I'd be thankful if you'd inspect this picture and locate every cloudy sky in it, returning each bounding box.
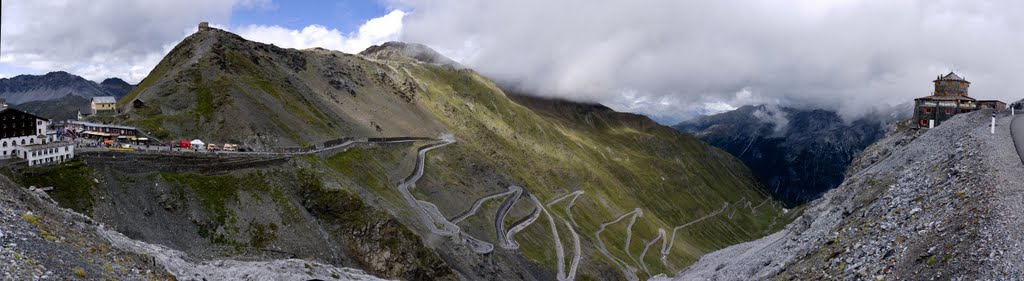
[3,1,1024,123]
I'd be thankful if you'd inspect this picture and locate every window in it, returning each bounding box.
[945,108,953,114]
[920,119,928,126]
[961,109,969,113]
[923,107,932,114]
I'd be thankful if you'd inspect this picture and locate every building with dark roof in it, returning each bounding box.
[912,72,1003,128]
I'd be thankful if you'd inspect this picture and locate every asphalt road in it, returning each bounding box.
[1013,114,1024,165]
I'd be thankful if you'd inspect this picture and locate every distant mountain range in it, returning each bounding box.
[0,71,135,103]
[675,105,898,206]
[0,71,135,120]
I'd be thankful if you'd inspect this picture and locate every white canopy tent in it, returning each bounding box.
[190,139,205,147]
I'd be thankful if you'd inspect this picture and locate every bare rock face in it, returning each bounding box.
[664,109,1024,280]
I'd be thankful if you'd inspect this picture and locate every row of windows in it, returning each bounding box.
[934,81,968,87]
[935,90,966,96]
[0,115,33,121]
[1,138,36,147]
[0,122,34,129]
[30,146,69,157]
[2,131,35,138]
[32,155,69,166]
[921,108,971,114]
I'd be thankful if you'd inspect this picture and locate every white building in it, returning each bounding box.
[0,107,74,166]
[16,142,75,166]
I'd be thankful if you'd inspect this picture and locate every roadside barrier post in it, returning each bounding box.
[992,113,996,134]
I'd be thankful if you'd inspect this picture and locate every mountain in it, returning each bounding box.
[99,77,135,98]
[0,71,134,105]
[14,94,91,121]
[674,105,887,206]
[664,109,1024,280]
[23,26,795,280]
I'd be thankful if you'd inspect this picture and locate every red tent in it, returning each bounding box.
[179,140,191,149]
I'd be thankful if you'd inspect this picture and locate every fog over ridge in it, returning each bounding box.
[394,0,1024,123]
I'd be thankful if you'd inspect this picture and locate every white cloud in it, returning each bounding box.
[0,0,252,83]
[395,0,1024,123]
[233,10,405,54]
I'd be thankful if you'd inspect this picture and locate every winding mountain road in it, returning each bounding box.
[595,208,643,281]
[545,191,585,281]
[397,141,460,236]
[661,202,729,258]
[495,186,527,249]
[449,187,519,224]
[638,228,666,274]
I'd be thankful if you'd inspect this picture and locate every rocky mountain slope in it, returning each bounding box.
[113,29,448,149]
[15,26,796,280]
[658,109,1024,280]
[0,71,134,104]
[674,105,887,206]
[0,168,390,280]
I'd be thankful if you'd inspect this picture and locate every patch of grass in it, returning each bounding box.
[73,267,86,278]
[21,213,39,226]
[15,161,96,215]
[249,222,277,248]
[160,173,240,225]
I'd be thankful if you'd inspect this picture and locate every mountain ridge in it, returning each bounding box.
[0,71,134,104]
[674,104,887,206]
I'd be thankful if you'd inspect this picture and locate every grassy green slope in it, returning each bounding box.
[397,63,789,277]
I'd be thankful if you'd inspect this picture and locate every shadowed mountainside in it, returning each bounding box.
[675,105,887,206]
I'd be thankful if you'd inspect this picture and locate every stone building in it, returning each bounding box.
[913,72,1003,128]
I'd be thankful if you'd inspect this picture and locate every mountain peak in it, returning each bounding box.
[101,77,129,86]
[359,41,463,68]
